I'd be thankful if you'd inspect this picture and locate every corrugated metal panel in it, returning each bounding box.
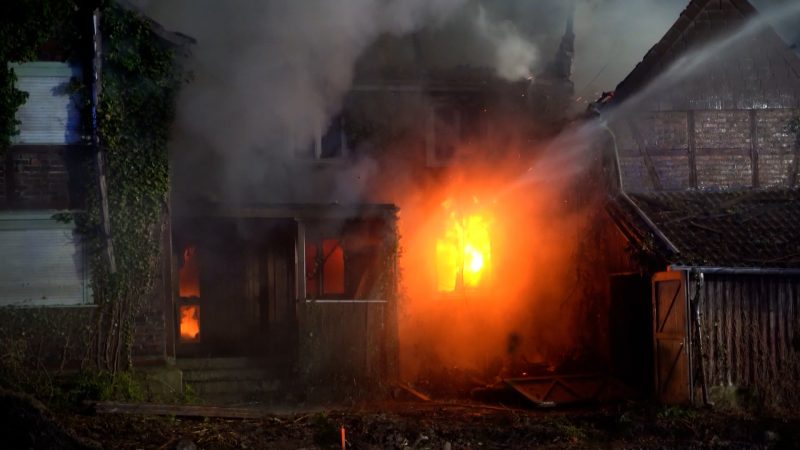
[694,274,800,404]
[0,212,88,307]
[9,62,82,145]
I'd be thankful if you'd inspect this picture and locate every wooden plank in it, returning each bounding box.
[93,401,278,419]
[749,109,759,188]
[395,382,431,402]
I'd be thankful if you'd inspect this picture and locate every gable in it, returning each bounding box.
[612,0,800,110]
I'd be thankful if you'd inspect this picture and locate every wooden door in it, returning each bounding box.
[652,271,689,404]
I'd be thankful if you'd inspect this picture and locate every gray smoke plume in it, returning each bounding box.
[474,6,538,80]
[131,0,799,206]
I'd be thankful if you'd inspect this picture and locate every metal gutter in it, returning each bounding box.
[599,122,681,255]
[669,265,800,275]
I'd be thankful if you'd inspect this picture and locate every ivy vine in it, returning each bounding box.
[86,4,183,372]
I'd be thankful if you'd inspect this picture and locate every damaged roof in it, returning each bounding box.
[611,189,800,269]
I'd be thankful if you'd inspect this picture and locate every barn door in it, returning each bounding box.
[652,271,689,404]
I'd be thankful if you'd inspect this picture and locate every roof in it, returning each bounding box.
[174,203,399,221]
[610,0,800,105]
[115,0,196,48]
[611,189,800,269]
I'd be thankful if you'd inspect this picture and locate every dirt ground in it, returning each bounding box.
[50,401,800,449]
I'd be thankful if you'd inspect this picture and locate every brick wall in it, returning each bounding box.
[131,214,173,364]
[757,109,797,187]
[1,145,89,210]
[0,147,171,367]
[606,6,800,193]
[612,108,798,193]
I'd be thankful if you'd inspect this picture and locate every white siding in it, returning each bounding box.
[0,212,90,307]
[9,61,82,145]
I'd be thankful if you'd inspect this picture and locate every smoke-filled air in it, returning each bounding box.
[134,0,800,383]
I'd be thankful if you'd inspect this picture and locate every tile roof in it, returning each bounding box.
[619,189,800,268]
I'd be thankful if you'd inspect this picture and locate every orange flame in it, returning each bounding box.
[179,305,200,342]
[436,203,492,292]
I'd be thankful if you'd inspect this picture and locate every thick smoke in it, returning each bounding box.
[132,0,550,205]
[135,0,800,380]
[135,0,799,204]
[474,6,538,80]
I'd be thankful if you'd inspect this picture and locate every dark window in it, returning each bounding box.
[320,115,346,158]
[179,245,200,298]
[305,238,346,298]
[294,114,349,160]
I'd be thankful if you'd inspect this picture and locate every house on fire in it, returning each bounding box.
[0,1,578,403]
[596,0,800,407]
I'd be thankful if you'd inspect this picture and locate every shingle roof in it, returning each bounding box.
[619,189,800,268]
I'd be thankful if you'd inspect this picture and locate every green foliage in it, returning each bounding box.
[0,337,57,400]
[68,370,144,402]
[0,0,184,384]
[80,4,183,372]
[180,382,199,404]
[311,412,341,446]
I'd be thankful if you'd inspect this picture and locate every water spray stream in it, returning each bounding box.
[606,1,800,121]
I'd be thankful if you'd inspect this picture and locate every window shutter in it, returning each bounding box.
[10,62,82,145]
[0,212,89,307]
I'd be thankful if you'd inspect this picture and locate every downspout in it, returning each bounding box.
[599,121,680,254]
[92,9,116,274]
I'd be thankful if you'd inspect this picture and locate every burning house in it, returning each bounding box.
[4,0,799,412]
[0,0,584,404]
[598,0,800,407]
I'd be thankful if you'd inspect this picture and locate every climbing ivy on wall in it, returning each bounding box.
[0,1,184,374]
[87,4,182,372]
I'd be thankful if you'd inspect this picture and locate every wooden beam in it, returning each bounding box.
[626,119,663,191]
[749,109,759,188]
[93,401,288,419]
[687,110,698,188]
[92,10,116,273]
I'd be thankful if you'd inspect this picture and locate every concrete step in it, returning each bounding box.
[187,378,282,396]
[183,367,275,383]
[176,357,270,371]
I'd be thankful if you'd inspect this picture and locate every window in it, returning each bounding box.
[436,212,492,293]
[0,211,90,307]
[305,238,346,298]
[426,103,486,167]
[9,62,83,145]
[178,245,200,298]
[177,244,201,343]
[294,114,350,160]
[179,304,200,343]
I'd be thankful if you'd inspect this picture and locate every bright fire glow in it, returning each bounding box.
[179,246,200,298]
[436,207,492,292]
[179,305,200,342]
